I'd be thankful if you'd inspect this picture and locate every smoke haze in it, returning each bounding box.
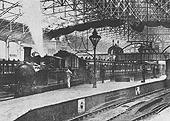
[21,0,46,57]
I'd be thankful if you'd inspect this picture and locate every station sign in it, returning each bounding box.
[135,86,140,95]
[78,98,85,113]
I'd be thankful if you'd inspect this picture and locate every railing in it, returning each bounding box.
[0,59,21,85]
[0,59,21,74]
[117,53,167,61]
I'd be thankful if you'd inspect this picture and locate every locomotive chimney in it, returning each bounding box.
[24,47,32,62]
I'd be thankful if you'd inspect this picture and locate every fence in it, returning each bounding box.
[0,59,21,85]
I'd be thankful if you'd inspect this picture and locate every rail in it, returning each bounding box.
[68,88,169,121]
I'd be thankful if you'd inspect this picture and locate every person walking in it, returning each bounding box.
[100,65,105,83]
[89,68,94,84]
[152,65,156,78]
[66,67,72,88]
[141,65,146,83]
[86,66,93,84]
[156,65,160,78]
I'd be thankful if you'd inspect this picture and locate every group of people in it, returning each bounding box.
[141,64,161,83]
[152,65,160,78]
[86,65,106,84]
[64,64,161,88]
[65,65,106,89]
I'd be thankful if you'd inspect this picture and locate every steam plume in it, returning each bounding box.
[21,0,46,57]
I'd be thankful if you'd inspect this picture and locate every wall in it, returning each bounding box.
[15,80,165,121]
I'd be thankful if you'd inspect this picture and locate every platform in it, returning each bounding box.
[0,75,167,121]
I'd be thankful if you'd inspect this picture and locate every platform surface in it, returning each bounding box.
[149,105,170,121]
[0,75,166,121]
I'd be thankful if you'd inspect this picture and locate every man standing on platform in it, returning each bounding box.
[100,65,105,83]
[152,65,156,78]
[141,65,146,83]
[156,65,160,78]
[66,67,72,88]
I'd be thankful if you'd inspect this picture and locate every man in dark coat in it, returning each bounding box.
[141,65,146,83]
[100,65,105,83]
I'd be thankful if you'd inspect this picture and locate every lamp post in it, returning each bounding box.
[7,39,10,60]
[89,29,101,88]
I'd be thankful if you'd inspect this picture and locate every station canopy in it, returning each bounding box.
[1,0,170,54]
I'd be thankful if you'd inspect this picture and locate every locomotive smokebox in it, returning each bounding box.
[24,47,32,62]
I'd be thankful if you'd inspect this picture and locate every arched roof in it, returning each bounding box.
[108,44,123,55]
[1,0,170,53]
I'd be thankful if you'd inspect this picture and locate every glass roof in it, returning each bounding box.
[0,0,170,54]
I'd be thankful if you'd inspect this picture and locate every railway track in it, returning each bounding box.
[105,96,170,121]
[68,88,170,121]
[131,103,170,121]
[0,91,14,101]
